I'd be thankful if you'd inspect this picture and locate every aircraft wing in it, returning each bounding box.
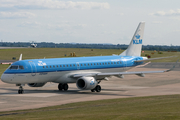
[72,60,178,78]
[72,70,167,78]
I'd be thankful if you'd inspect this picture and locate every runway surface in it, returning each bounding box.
[0,67,180,112]
[0,60,16,63]
[0,47,26,49]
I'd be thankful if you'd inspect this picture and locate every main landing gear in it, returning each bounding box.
[58,83,101,93]
[91,85,101,92]
[58,83,69,91]
[18,86,24,94]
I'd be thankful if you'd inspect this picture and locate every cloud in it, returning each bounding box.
[73,24,87,29]
[152,21,162,24]
[151,9,180,16]
[47,23,87,30]
[117,13,124,16]
[19,21,41,28]
[0,12,35,19]
[98,24,105,27]
[0,0,110,10]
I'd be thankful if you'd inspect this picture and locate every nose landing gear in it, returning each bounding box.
[18,86,24,94]
[16,84,24,94]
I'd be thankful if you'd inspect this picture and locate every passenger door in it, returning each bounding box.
[29,61,37,76]
[76,62,80,70]
[123,60,127,70]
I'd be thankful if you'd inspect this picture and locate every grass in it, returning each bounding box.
[0,48,124,60]
[0,48,179,62]
[0,95,180,119]
[0,64,9,76]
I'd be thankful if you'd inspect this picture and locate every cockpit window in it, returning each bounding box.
[9,65,24,70]
[19,66,24,70]
[9,65,19,70]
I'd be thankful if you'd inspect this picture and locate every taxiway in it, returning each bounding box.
[0,67,180,112]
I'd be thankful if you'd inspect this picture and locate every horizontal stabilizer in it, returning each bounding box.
[135,56,177,62]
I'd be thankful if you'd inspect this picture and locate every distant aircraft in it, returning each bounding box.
[1,22,177,94]
[30,42,37,48]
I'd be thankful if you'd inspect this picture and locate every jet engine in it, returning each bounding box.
[28,83,46,87]
[76,77,98,90]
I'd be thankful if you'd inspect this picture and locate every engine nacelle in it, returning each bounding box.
[76,77,98,90]
[28,83,46,87]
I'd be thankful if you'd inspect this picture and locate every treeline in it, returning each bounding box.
[0,42,179,51]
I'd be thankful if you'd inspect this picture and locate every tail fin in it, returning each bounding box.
[120,22,145,56]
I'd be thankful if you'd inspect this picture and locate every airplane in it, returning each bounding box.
[30,42,37,48]
[1,22,177,94]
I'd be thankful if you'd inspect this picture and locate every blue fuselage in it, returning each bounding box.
[1,55,143,84]
[3,55,143,74]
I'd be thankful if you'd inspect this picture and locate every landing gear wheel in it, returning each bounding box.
[95,85,101,92]
[63,84,68,91]
[18,90,21,94]
[91,89,95,92]
[58,83,63,91]
[18,86,24,94]
[58,83,69,91]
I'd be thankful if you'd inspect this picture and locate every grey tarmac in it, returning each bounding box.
[0,47,27,49]
[0,67,180,112]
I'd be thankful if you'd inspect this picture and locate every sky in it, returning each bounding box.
[0,0,180,45]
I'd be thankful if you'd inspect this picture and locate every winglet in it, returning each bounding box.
[165,59,179,72]
[19,54,22,61]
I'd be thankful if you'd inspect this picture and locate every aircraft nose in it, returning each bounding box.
[1,73,10,83]
[1,73,6,82]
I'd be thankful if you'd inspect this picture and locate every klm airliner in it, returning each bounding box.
[1,22,175,94]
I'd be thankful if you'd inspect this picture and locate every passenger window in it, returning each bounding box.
[70,64,72,67]
[108,62,110,64]
[53,65,55,68]
[97,63,99,65]
[73,64,75,67]
[114,62,116,64]
[88,64,89,66]
[91,63,92,65]
[94,63,96,65]
[19,66,24,69]
[81,64,83,66]
[105,63,107,65]
[67,65,68,67]
[46,66,48,68]
[63,65,65,67]
[111,62,113,64]
[60,65,62,67]
[50,66,52,68]
[57,65,58,67]
[102,63,104,65]
[43,66,45,68]
[100,63,101,65]
[84,64,86,66]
